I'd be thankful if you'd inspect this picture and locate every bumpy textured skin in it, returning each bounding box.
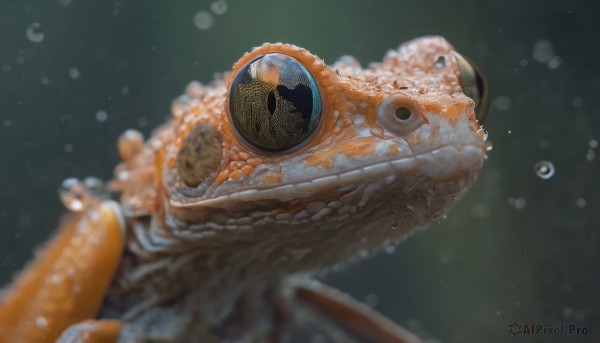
[106,36,486,341]
[0,36,487,342]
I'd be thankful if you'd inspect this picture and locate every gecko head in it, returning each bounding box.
[163,38,488,266]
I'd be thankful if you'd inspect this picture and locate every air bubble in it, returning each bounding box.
[534,161,555,179]
[68,67,80,79]
[210,0,227,15]
[384,245,396,254]
[194,11,214,30]
[508,197,526,210]
[492,95,512,111]
[586,149,595,161]
[576,198,586,208]
[26,23,44,43]
[95,110,108,122]
[532,39,553,63]
[589,139,598,149]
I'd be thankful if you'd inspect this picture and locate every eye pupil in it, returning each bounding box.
[229,53,322,151]
[394,107,412,120]
[267,90,276,115]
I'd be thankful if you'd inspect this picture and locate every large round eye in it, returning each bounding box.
[229,53,322,151]
[454,52,490,123]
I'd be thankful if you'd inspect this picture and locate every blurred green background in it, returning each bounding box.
[1,0,598,342]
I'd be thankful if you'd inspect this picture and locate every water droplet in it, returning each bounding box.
[57,0,73,6]
[3,119,12,128]
[574,310,585,320]
[539,139,550,149]
[210,0,227,15]
[589,139,598,149]
[2,64,11,72]
[547,56,561,69]
[364,294,378,307]
[26,23,44,43]
[572,96,583,107]
[508,197,526,210]
[35,316,48,329]
[95,110,108,122]
[440,250,456,264]
[534,160,555,179]
[507,129,512,134]
[563,307,573,317]
[68,67,80,79]
[118,129,144,161]
[64,143,73,153]
[518,59,528,67]
[532,39,553,63]
[486,141,493,152]
[586,149,595,161]
[194,11,214,30]
[576,198,586,208]
[492,95,511,111]
[384,245,396,254]
[40,76,50,85]
[59,178,87,211]
[120,85,129,95]
[83,177,105,198]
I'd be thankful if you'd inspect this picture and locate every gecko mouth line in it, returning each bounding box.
[171,143,484,209]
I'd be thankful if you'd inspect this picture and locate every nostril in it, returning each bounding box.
[394,107,412,121]
[376,93,425,137]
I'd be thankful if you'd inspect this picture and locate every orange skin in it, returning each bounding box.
[0,201,123,342]
[0,37,486,342]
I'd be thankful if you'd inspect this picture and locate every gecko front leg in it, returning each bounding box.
[0,200,125,343]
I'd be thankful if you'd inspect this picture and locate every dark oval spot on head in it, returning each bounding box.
[176,123,223,187]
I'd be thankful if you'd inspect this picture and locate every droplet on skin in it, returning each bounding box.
[26,23,44,43]
[95,110,108,122]
[59,177,104,212]
[210,0,227,15]
[59,178,87,211]
[534,160,555,180]
[35,316,48,329]
[194,11,214,30]
[118,129,144,161]
[486,141,493,152]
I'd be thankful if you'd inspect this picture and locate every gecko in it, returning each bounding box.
[0,36,488,342]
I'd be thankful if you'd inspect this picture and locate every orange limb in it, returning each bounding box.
[0,201,125,343]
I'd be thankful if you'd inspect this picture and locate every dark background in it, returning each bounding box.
[1,1,599,342]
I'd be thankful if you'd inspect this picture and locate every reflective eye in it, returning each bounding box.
[454,52,490,123]
[229,53,322,151]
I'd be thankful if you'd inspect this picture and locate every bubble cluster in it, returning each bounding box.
[58,177,106,212]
